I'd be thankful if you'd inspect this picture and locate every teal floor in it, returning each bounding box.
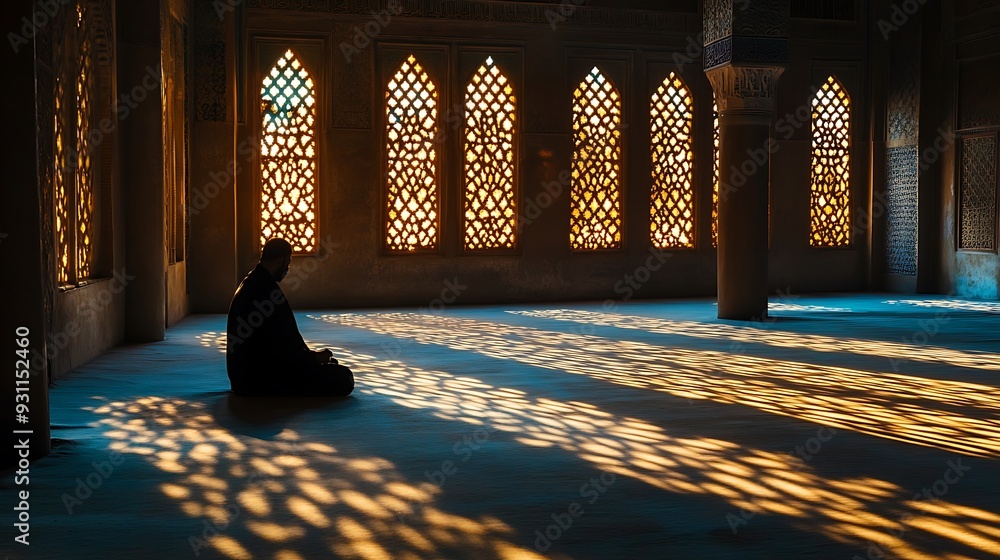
[7,293,1000,559]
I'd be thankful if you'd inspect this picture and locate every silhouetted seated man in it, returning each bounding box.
[226,238,354,397]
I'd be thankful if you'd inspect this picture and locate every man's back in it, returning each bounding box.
[226,264,309,392]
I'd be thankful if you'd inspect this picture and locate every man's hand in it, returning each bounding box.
[313,348,336,364]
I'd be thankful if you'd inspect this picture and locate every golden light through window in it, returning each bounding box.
[75,7,95,280]
[386,55,439,252]
[712,98,720,248]
[810,75,851,247]
[463,57,517,251]
[650,72,695,249]
[260,49,317,253]
[55,53,71,285]
[571,67,622,250]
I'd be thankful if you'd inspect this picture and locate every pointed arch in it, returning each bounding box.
[571,66,623,251]
[810,75,852,247]
[386,54,439,252]
[463,57,517,251]
[650,72,695,249]
[259,49,318,253]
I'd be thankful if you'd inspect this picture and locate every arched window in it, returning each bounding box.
[260,49,318,253]
[712,97,720,248]
[464,57,517,251]
[386,55,439,252]
[810,75,851,247]
[650,72,694,249]
[571,67,623,251]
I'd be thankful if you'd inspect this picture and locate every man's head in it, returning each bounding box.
[260,238,293,282]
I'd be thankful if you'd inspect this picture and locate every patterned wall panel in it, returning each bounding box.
[886,146,918,276]
[195,0,226,122]
[704,0,733,44]
[331,23,373,129]
[959,135,998,252]
[247,0,684,30]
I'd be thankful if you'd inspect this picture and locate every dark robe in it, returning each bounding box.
[226,264,354,396]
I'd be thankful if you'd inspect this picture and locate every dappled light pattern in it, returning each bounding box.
[319,313,1000,458]
[260,49,317,253]
[387,55,439,252]
[712,98,720,248]
[511,309,1000,372]
[650,73,695,248]
[810,75,851,247]
[885,298,1000,314]
[464,57,517,251]
[305,321,997,558]
[88,394,549,560]
[571,67,622,250]
[75,2,95,279]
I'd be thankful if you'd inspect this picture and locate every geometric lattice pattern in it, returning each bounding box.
[260,49,318,253]
[959,136,998,252]
[55,47,71,285]
[464,57,516,251]
[571,67,622,251]
[75,9,95,280]
[713,98,720,248]
[886,146,918,276]
[810,75,852,247]
[650,72,694,249]
[386,54,439,252]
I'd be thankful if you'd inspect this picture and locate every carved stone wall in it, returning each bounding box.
[959,56,1000,131]
[706,66,784,112]
[886,147,918,276]
[195,0,226,122]
[331,23,373,129]
[790,0,854,20]
[248,0,686,30]
[888,48,919,145]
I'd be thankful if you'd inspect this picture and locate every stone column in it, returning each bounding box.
[704,0,788,320]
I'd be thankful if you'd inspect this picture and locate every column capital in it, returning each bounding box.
[706,65,785,114]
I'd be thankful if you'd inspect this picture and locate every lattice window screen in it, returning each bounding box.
[959,136,998,252]
[54,27,72,286]
[464,57,517,251]
[571,67,623,251]
[712,98,720,248]
[810,75,852,247]
[386,54,439,252]
[75,2,96,280]
[650,72,695,249]
[260,49,318,253]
